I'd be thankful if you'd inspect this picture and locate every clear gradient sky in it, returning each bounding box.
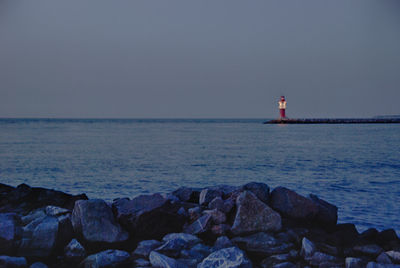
[1,0,399,118]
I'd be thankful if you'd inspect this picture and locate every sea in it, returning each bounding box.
[0,118,399,234]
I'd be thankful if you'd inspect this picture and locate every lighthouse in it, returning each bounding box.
[278,96,287,118]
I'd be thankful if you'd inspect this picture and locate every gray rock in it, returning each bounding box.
[386,251,400,264]
[112,194,166,220]
[345,257,365,268]
[300,237,316,260]
[309,252,341,266]
[188,207,202,222]
[184,214,212,235]
[309,194,338,227]
[199,189,223,206]
[0,255,27,268]
[64,238,86,260]
[214,236,234,250]
[45,206,70,217]
[29,262,48,268]
[203,209,226,224]
[133,240,162,258]
[163,233,201,246]
[197,247,252,268]
[134,258,151,267]
[208,197,224,211]
[190,243,212,257]
[71,199,129,244]
[20,209,46,226]
[232,232,293,256]
[0,213,22,255]
[80,249,131,268]
[176,258,198,268]
[172,187,197,202]
[241,182,270,204]
[270,187,319,221]
[155,239,187,258]
[18,216,58,257]
[354,244,384,258]
[149,251,185,268]
[231,191,281,235]
[366,262,400,268]
[377,252,393,264]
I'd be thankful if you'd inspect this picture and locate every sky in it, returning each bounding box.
[1,0,400,118]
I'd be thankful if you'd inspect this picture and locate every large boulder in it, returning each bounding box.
[112,194,186,240]
[199,188,223,206]
[241,182,270,204]
[71,199,129,245]
[309,194,338,227]
[198,247,252,268]
[0,213,22,255]
[270,187,319,221]
[184,214,212,235]
[133,240,162,258]
[79,249,131,268]
[18,216,61,257]
[231,191,281,235]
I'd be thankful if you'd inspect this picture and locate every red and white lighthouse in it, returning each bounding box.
[278,96,287,118]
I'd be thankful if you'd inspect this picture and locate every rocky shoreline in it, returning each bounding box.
[0,182,399,268]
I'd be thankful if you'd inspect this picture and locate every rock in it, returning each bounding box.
[149,251,185,268]
[272,262,296,268]
[377,229,399,247]
[300,237,316,260]
[270,187,318,221]
[354,244,384,258]
[360,228,379,241]
[208,197,224,211]
[309,194,338,227]
[172,187,198,203]
[366,262,400,268]
[180,244,211,263]
[113,196,186,240]
[184,214,212,235]
[332,223,360,247]
[162,233,201,246]
[18,216,59,257]
[133,240,162,258]
[71,199,129,245]
[112,194,166,224]
[309,252,341,266]
[386,251,400,263]
[64,238,86,261]
[80,249,131,267]
[260,251,298,267]
[241,182,270,204]
[345,257,365,268]
[155,239,187,258]
[45,206,70,217]
[29,262,48,268]
[199,188,223,206]
[188,207,202,222]
[198,247,252,268]
[134,258,151,267]
[0,256,27,268]
[214,236,234,250]
[377,252,393,264]
[0,213,22,255]
[231,191,281,235]
[232,232,293,256]
[203,209,226,224]
[21,209,46,226]
[0,183,87,215]
[211,224,231,236]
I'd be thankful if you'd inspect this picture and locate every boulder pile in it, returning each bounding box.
[0,182,399,268]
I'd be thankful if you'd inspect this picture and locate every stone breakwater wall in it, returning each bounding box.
[0,182,399,268]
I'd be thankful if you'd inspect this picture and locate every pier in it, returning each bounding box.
[264,118,400,124]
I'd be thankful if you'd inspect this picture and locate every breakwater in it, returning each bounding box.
[264,118,400,124]
[1,183,399,268]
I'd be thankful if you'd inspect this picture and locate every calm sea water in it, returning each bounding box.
[0,119,399,234]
